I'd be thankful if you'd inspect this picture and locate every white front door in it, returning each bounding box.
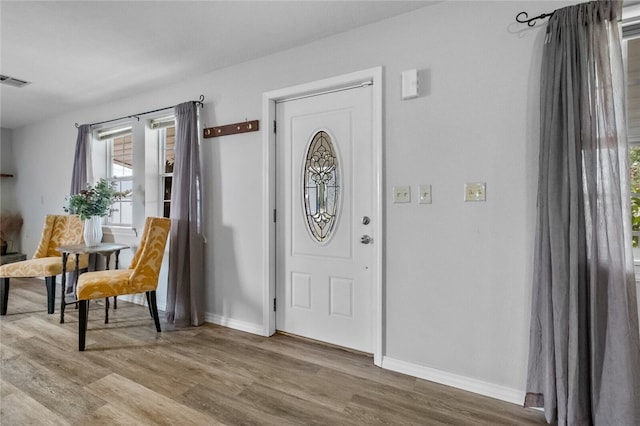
[275,84,375,353]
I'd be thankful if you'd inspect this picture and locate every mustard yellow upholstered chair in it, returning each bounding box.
[0,214,89,315]
[76,216,171,351]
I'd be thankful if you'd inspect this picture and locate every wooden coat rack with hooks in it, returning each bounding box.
[203,120,259,138]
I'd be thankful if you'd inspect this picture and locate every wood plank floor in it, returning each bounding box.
[1,278,546,425]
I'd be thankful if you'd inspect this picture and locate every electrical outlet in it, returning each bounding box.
[393,186,411,203]
[464,182,486,201]
[419,184,432,204]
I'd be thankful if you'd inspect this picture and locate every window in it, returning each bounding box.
[97,126,133,226]
[626,20,640,247]
[91,115,179,235]
[303,130,340,242]
[152,116,175,218]
[160,126,175,218]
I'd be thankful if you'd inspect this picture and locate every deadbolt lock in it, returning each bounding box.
[360,235,372,244]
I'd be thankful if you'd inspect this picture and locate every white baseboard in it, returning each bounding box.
[114,294,167,313]
[117,293,146,306]
[205,313,264,335]
[382,356,525,406]
[112,297,260,335]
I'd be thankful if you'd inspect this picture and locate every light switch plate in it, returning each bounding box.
[419,184,432,204]
[393,186,411,203]
[464,182,486,201]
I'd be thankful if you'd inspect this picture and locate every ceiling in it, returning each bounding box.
[0,0,434,130]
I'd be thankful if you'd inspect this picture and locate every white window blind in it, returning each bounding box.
[97,125,132,141]
[150,116,175,129]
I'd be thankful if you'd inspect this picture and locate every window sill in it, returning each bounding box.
[102,226,139,246]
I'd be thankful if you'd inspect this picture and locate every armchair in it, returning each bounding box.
[0,214,88,315]
[76,216,171,351]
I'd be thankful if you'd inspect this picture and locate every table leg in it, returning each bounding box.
[60,252,68,323]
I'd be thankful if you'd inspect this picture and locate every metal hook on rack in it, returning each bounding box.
[516,11,553,27]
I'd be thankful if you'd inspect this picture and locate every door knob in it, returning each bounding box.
[360,235,372,244]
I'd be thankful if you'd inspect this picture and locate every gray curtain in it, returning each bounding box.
[166,101,205,327]
[67,124,91,293]
[70,124,90,195]
[525,2,640,425]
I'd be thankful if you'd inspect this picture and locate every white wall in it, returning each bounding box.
[1,128,17,210]
[1,127,22,252]
[10,1,567,402]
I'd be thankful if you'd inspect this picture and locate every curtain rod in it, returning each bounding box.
[74,94,205,128]
[516,10,554,27]
[517,4,629,28]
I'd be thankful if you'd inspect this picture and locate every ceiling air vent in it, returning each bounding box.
[0,74,31,88]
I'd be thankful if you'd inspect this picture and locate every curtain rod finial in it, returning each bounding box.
[516,10,553,27]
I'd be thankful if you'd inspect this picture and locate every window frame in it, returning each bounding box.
[91,123,135,228]
[151,115,175,219]
[89,113,180,245]
[623,15,640,259]
[105,128,134,227]
[158,124,175,219]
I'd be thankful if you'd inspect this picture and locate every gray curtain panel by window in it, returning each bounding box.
[67,124,92,293]
[525,1,640,425]
[165,101,205,327]
[70,124,90,195]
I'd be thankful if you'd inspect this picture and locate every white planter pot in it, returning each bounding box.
[83,216,103,247]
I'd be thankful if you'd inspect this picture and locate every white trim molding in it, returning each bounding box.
[117,293,149,307]
[382,356,526,406]
[205,313,264,336]
[102,226,139,247]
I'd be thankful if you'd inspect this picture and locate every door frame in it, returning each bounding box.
[262,67,383,366]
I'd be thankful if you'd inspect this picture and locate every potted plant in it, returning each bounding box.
[0,212,23,255]
[64,178,119,246]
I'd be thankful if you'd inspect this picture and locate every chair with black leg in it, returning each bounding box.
[0,214,88,315]
[75,216,170,351]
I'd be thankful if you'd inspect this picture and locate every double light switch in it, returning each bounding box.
[392,185,431,204]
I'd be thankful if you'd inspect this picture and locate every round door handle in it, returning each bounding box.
[360,235,372,244]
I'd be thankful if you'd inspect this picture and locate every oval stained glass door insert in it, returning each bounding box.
[303,130,340,242]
